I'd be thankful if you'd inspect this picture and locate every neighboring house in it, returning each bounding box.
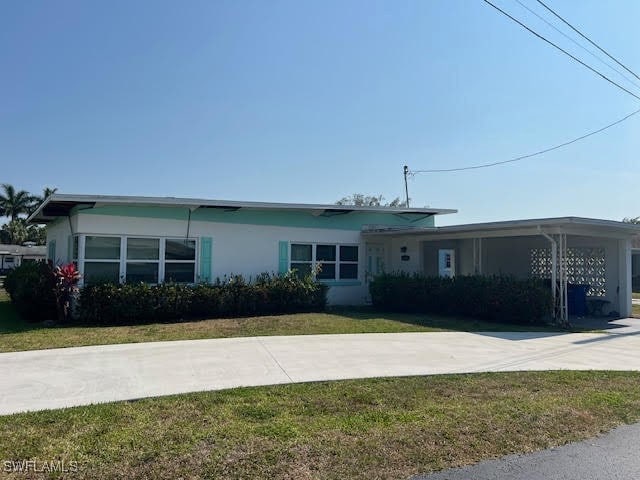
[0,243,47,273]
[28,194,640,320]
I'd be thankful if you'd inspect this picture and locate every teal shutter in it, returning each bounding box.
[200,237,212,283]
[278,241,289,274]
[67,235,72,263]
[48,240,56,263]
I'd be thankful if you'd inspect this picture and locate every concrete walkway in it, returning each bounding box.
[414,422,640,480]
[2,318,640,415]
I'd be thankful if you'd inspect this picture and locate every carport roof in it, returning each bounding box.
[362,216,640,239]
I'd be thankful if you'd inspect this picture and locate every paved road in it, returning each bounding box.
[413,422,640,480]
[2,318,640,415]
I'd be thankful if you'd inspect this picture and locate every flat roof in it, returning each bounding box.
[0,244,47,256]
[363,216,640,237]
[28,193,457,223]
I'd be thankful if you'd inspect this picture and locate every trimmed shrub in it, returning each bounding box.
[76,271,328,325]
[370,273,552,324]
[4,261,57,322]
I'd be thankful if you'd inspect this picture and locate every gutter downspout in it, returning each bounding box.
[538,227,558,321]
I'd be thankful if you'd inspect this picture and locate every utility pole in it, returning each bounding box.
[403,165,410,208]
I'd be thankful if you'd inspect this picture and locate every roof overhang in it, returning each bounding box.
[27,194,457,224]
[362,217,640,240]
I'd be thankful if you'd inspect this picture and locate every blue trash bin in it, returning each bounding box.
[567,284,589,317]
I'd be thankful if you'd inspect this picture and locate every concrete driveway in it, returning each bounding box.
[2,318,640,415]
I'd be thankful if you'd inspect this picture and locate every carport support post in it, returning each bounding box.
[473,238,482,275]
[540,229,568,325]
[540,231,557,311]
[619,239,632,317]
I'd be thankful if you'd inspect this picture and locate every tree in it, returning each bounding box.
[28,186,57,215]
[0,184,35,220]
[335,194,409,208]
[0,219,28,245]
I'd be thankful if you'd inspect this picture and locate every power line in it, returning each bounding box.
[535,0,640,82]
[410,107,640,174]
[513,0,640,91]
[482,0,640,102]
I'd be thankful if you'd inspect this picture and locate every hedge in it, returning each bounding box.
[76,272,328,325]
[369,273,552,324]
[4,261,57,322]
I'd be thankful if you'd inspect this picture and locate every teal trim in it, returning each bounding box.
[81,205,436,231]
[67,235,72,263]
[85,205,191,221]
[200,237,212,283]
[320,280,362,287]
[278,241,289,274]
[48,240,56,263]
[69,204,95,215]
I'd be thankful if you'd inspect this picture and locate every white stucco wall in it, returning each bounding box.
[70,213,371,305]
[45,219,73,265]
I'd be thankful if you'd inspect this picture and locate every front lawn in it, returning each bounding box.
[2,371,640,479]
[0,295,564,353]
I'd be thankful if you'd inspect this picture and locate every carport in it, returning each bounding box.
[363,217,640,323]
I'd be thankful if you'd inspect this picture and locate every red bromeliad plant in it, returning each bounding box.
[53,263,82,323]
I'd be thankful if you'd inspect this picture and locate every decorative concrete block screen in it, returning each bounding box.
[530,247,606,296]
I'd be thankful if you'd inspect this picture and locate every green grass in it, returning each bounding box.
[633,303,640,317]
[2,371,640,479]
[0,293,567,353]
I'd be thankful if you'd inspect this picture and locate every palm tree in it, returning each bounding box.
[28,186,58,215]
[0,184,34,220]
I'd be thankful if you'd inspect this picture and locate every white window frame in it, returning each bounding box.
[338,245,359,280]
[78,234,199,285]
[163,238,198,284]
[125,237,161,284]
[82,235,123,284]
[289,243,359,281]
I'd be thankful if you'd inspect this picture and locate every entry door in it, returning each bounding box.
[438,249,455,278]
[366,243,385,283]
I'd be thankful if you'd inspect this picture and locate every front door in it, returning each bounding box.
[366,243,386,283]
[438,249,455,278]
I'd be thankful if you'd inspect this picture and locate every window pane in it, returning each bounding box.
[340,246,358,262]
[165,239,196,260]
[164,262,195,283]
[339,263,358,279]
[85,236,120,260]
[126,262,158,283]
[317,263,336,280]
[316,245,336,261]
[291,244,312,261]
[127,238,159,260]
[84,262,120,284]
[290,262,312,277]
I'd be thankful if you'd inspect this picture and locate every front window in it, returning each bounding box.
[291,244,313,277]
[80,236,197,285]
[165,239,196,283]
[126,238,159,283]
[290,243,359,281]
[84,236,121,284]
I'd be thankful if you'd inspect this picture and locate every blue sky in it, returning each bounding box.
[1,0,639,225]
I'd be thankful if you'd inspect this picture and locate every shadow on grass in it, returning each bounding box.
[326,306,568,333]
[1,300,578,337]
[0,301,42,334]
